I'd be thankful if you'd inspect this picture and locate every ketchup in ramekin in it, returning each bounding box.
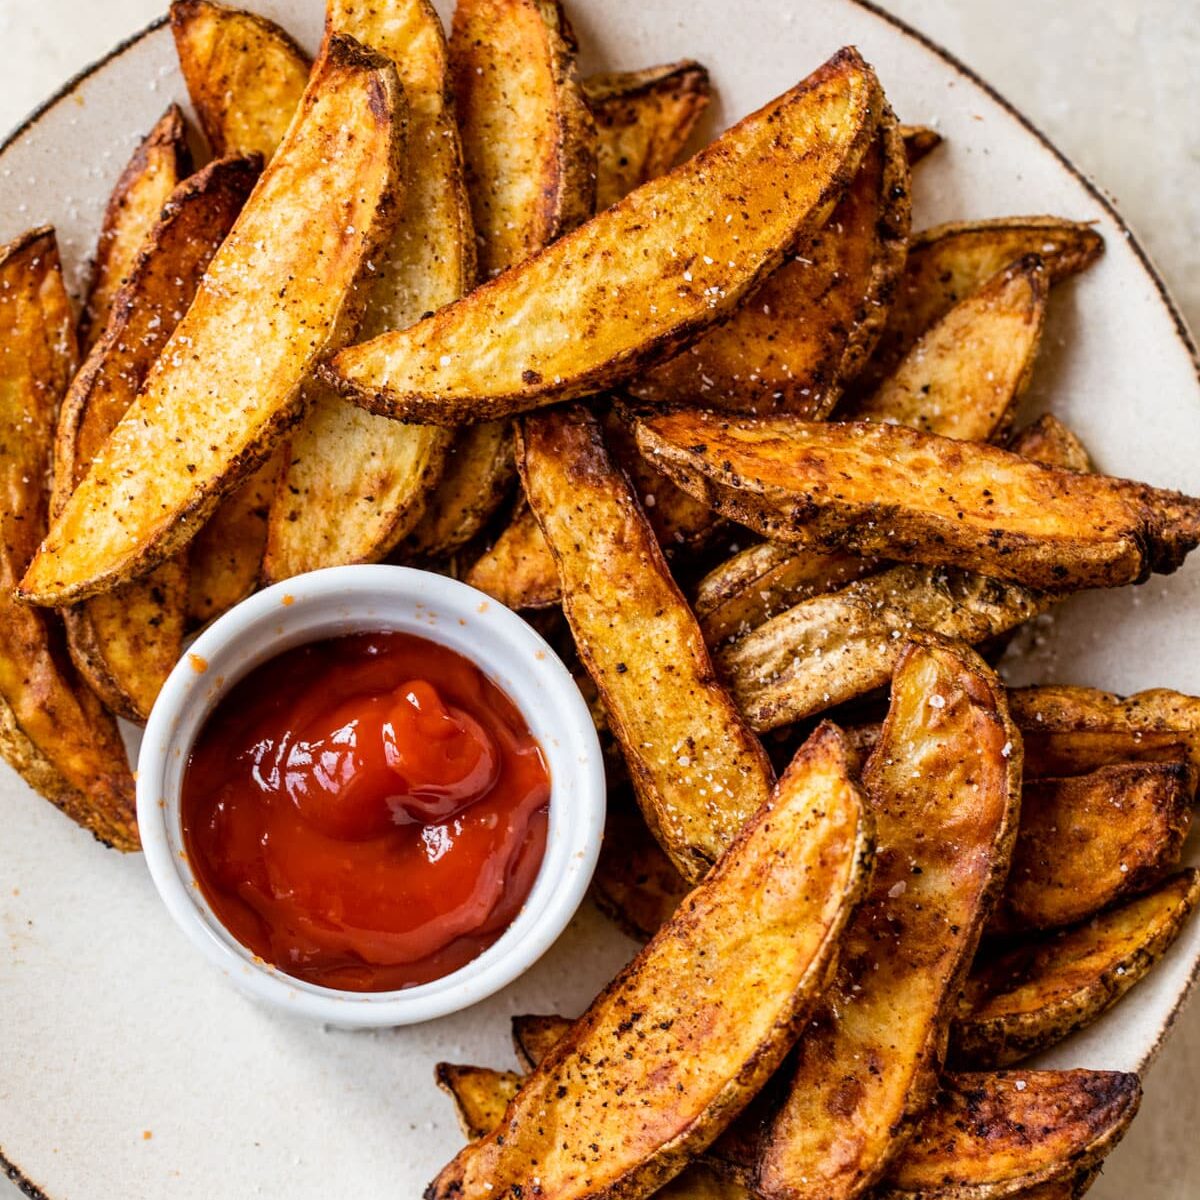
[180,631,550,992]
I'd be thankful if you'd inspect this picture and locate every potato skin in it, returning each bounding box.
[520,405,774,881]
[426,724,873,1200]
[20,35,408,606]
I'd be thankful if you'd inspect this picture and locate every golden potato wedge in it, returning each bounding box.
[755,639,1020,1200]
[511,1011,572,1071]
[324,48,883,423]
[55,156,259,719]
[0,229,135,849]
[953,869,1200,1067]
[427,723,873,1200]
[19,36,407,607]
[990,761,1192,935]
[584,60,712,211]
[1008,413,1093,474]
[590,796,690,941]
[443,1051,1132,1200]
[79,105,192,351]
[840,255,1048,439]
[464,500,560,609]
[520,406,774,880]
[695,544,874,646]
[263,0,475,581]
[859,216,1104,393]
[880,1071,1140,1199]
[634,410,1200,591]
[170,0,311,160]
[1011,684,1200,780]
[899,123,942,166]
[628,107,910,417]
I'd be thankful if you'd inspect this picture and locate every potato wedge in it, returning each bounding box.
[991,761,1192,935]
[79,105,192,350]
[1011,684,1200,779]
[427,722,873,1200]
[170,0,311,160]
[55,156,259,719]
[19,36,407,606]
[511,1011,572,1071]
[628,107,910,416]
[634,410,1200,591]
[755,639,1020,1200]
[464,500,560,608]
[444,1052,1133,1200]
[899,123,942,166]
[859,217,1104,393]
[1007,413,1093,474]
[324,48,883,422]
[840,255,1047,438]
[880,1071,1139,1199]
[584,61,712,211]
[263,0,475,580]
[520,406,774,880]
[0,229,135,848]
[953,869,1200,1067]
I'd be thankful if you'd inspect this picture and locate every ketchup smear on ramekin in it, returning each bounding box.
[181,631,550,991]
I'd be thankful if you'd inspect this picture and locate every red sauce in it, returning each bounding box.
[181,632,550,992]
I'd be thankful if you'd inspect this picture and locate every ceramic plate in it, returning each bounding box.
[2,2,1198,1196]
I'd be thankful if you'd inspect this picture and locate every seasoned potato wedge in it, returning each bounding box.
[1011,685,1200,779]
[464,500,560,608]
[841,255,1047,438]
[899,123,942,166]
[634,410,1200,591]
[629,107,910,416]
[0,229,135,848]
[170,0,311,160]
[443,1053,1134,1200]
[520,407,774,880]
[1007,413,1093,474]
[56,156,259,719]
[263,0,475,580]
[880,1071,1140,1199]
[755,640,1020,1200]
[79,105,192,350]
[427,723,873,1200]
[325,49,883,422]
[584,61,711,211]
[19,36,406,606]
[991,761,1192,935]
[511,1011,573,1071]
[860,216,1104,392]
[954,870,1200,1067]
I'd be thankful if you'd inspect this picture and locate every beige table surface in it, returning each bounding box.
[1,1,1197,1197]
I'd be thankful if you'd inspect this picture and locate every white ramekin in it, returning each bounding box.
[136,564,605,1027]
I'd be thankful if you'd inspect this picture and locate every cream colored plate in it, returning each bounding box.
[2,2,1198,1196]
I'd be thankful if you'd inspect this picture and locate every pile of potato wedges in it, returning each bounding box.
[3,1,1200,1196]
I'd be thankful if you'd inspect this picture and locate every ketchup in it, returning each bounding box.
[181,632,550,991]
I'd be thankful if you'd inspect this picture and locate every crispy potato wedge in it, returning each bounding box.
[695,543,874,646]
[1011,685,1200,780]
[634,410,1200,591]
[0,229,135,848]
[954,870,1200,1067]
[450,0,595,279]
[449,1048,1133,1200]
[879,1071,1139,1199]
[263,0,475,580]
[755,639,1021,1200]
[325,48,883,422]
[628,107,910,417]
[859,216,1104,393]
[55,155,259,719]
[511,1011,572,1070]
[1008,413,1093,474]
[464,500,560,608]
[899,123,942,166]
[840,255,1047,438]
[715,419,1082,730]
[427,722,873,1200]
[990,761,1192,935]
[584,61,712,211]
[19,36,406,606]
[79,105,192,350]
[520,407,774,880]
[170,0,311,160]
